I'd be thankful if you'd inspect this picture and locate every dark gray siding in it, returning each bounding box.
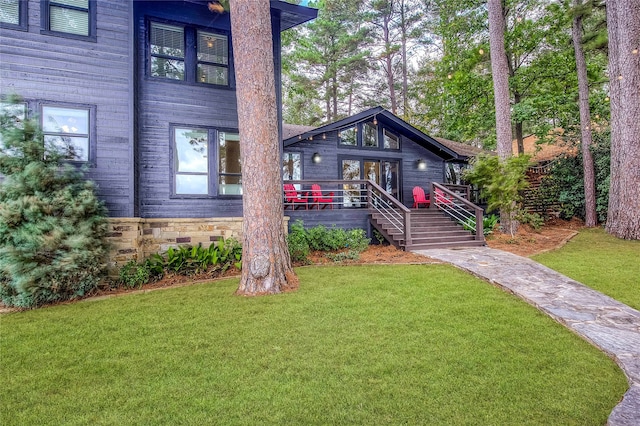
[134,1,285,218]
[285,130,446,208]
[0,0,135,217]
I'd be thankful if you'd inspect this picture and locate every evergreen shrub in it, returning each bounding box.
[287,221,370,263]
[0,97,109,308]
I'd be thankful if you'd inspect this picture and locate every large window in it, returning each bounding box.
[363,121,378,148]
[0,101,27,155]
[0,0,27,30]
[172,126,240,196]
[383,129,399,150]
[41,104,93,162]
[174,127,208,195]
[42,0,95,40]
[149,21,230,87]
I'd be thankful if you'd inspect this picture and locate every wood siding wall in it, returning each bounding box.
[0,0,135,217]
[285,130,445,209]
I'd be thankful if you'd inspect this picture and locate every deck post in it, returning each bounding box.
[475,207,484,241]
[404,211,412,248]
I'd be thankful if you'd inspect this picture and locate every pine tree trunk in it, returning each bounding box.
[229,0,299,295]
[606,0,640,239]
[488,0,516,234]
[401,0,409,116]
[572,0,597,227]
[383,15,397,114]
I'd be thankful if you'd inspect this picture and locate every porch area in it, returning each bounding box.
[283,180,486,250]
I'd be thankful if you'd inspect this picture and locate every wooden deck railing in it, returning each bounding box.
[431,182,484,241]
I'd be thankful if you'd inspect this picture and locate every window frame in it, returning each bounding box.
[147,19,232,88]
[40,0,97,42]
[38,101,96,165]
[337,122,401,151]
[169,125,241,198]
[149,21,186,81]
[0,0,28,31]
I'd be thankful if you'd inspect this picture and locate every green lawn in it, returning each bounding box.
[1,265,627,425]
[533,227,640,310]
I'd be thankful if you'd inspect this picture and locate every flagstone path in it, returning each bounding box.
[415,247,640,426]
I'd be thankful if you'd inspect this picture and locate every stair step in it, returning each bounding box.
[401,235,477,244]
[406,240,486,250]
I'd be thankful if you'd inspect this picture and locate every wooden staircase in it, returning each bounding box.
[370,208,486,251]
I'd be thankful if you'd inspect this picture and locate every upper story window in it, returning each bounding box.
[338,121,399,151]
[197,31,229,85]
[383,128,399,150]
[363,121,378,148]
[42,0,96,41]
[41,104,93,162]
[338,126,357,146]
[0,0,27,30]
[149,21,230,87]
[150,23,185,81]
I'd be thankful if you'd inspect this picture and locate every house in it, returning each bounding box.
[0,0,317,266]
[1,1,483,260]
[281,107,486,248]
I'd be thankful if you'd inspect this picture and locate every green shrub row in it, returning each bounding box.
[118,238,242,289]
[287,221,370,263]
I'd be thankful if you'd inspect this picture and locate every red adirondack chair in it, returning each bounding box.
[284,183,308,210]
[412,186,430,208]
[310,184,334,209]
[434,187,453,206]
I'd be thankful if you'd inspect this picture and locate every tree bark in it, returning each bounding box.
[229,0,299,295]
[572,0,597,227]
[488,0,513,161]
[606,0,640,239]
[383,13,398,114]
[401,0,409,117]
[488,0,517,235]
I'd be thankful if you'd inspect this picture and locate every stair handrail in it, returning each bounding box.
[366,180,412,247]
[431,182,484,241]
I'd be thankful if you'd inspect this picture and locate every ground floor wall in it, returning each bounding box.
[105,217,289,276]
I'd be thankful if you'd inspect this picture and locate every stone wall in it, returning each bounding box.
[105,217,289,276]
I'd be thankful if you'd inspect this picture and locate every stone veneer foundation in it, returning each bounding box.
[105,217,289,276]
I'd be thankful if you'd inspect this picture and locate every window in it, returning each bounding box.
[149,21,230,86]
[282,152,301,181]
[150,23,185,81]
[174,127,208,195]
[172,126,241,196]
[218,131,241,195]
[42,0,95,40]
[338,126,357,146]
[0,101,27,155]
[41,104,92,162]
[363,121,378,148]
[197,30,229,85]
[383,129,399,150]
[0,0,27,30]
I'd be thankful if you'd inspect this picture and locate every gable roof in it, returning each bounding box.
[283,107,479,161]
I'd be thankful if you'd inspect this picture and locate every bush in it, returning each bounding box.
[119,260,153,289]
[0,97,109,308]
[287,221,310,263]
[539,130,610,223]
[287,221,370,262]
[459,214,499,236]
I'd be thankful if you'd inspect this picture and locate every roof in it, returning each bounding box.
[512,132,577,162]
[283,123,315,140]
[271,1,318,31]
[283,107,477,161]
[433,137,485,160]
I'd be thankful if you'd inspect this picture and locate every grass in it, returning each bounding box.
[1,265,627,425]
[533,227,640,310]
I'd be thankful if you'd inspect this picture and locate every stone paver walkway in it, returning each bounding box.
[414,247,640,426]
